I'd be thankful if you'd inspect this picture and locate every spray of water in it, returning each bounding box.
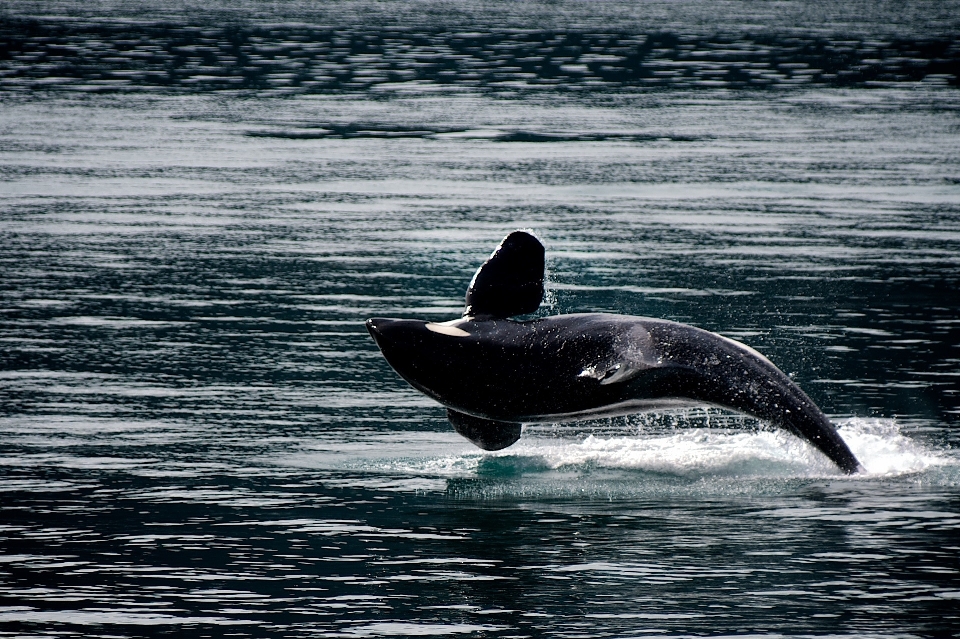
[328,413,955,495]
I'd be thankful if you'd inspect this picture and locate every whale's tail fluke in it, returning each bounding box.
[644,324,864,474]
[714,374,863,474]
[787,410,863,474]
[741,380,864,474]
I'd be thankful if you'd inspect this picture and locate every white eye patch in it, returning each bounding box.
[425,322,470,337]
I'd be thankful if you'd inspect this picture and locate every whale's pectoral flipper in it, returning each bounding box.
[464,230,544,318]
[447,409,522,450]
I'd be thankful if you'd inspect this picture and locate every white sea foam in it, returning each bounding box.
[350,416,953,487]
[836,417,947,476]
[496,428,834,477]
[488,417,949,479]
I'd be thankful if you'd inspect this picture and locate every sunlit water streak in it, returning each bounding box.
[2,2,960,636]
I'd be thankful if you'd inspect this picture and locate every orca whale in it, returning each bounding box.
[366,231,863,474]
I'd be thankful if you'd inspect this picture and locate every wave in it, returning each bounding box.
[2,18,957,93]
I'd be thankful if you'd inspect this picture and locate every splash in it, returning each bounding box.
[487,417,949,479]
[344,414,954,490]
[494,428,836,478]
[836,417,948,476]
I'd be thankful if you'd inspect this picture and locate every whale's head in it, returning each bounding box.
[365,317,476,403]
[366,315,527,450]
[366,230,545,409]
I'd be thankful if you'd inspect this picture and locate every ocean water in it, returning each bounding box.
[1,1,960,637]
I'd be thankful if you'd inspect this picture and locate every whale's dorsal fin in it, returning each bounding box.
[464,230,544,318]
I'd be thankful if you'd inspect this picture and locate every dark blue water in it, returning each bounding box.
[2,1,960,637]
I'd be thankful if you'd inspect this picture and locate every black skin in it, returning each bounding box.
[366,313,863,474]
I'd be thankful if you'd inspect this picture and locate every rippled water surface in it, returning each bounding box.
[2,1,960,637]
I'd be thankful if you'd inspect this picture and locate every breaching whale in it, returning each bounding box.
[366,231,862,474]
